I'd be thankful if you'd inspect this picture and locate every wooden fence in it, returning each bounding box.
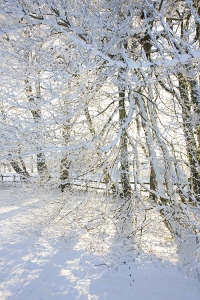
[0,174,21,182]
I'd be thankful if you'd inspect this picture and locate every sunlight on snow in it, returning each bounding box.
[0,187,200,300]
[0,206,19,213]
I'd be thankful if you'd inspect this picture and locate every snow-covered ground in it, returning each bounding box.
[0,183,200,300]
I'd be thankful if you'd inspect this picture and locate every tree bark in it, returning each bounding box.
[60,122,71,192]
[10,160,30,180]
[178,75,200,200]
[25,80,50,178]
[118,87,132,199]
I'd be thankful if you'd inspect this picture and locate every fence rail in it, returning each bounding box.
[0,174,21,182]
[0,174,150,191]
[60,180,150,191]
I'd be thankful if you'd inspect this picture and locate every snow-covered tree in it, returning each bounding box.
[0,1,199,254]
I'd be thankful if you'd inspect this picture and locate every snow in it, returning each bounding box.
[0,185,200,300]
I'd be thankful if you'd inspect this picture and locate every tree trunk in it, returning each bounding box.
[189,79,200,164]
[60,123,71,192]
[10,160,30,180]
[178,75,200,200]
[135,92,167,201]
[85,106,116,193]
[118,88,132,199]
[25,79,50,178]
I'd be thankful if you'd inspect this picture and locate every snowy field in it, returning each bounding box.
[0,183,200,300]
